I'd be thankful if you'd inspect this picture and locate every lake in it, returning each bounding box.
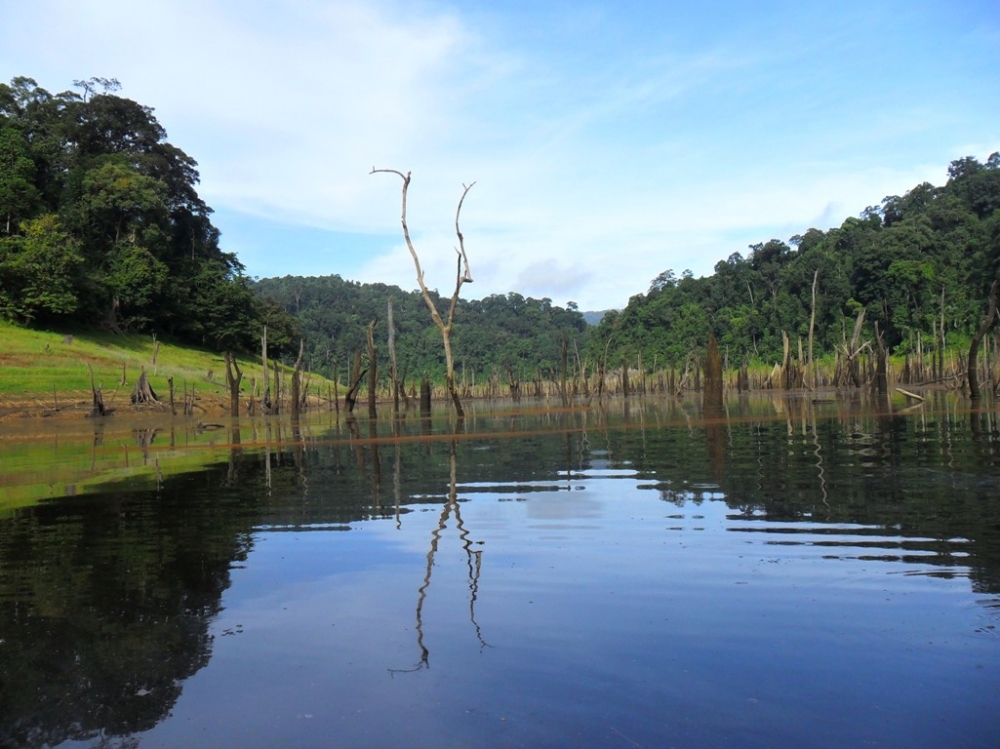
[1,394,998,748]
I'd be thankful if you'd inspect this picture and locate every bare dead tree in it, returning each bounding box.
[261,325,271,412]
[87,362,106,417]
[968,279,999,400]
[224,352,243,417]
[704,333,723,412]
[344,350,367,413]
[366,319,378,419]
[131,368,159,406]
[371,168,475,417]
[388,298,400,414]
[290,339,305,420]
[836,308,869,388]
[808,269,819,389]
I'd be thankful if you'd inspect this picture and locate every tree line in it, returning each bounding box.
[251,274,588,386]
[5,76,996,402]
[587,154,1000,386]
[0,76,298,355]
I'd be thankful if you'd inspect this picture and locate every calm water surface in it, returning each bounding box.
[1,395,999,748]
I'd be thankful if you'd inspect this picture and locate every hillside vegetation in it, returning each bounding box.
[253,275,588,382]
[0,76,298,355]
[587,155,1000,377]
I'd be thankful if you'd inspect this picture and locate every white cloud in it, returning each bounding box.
[2,0,997,310]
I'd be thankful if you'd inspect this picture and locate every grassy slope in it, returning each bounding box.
[0,320,318,406]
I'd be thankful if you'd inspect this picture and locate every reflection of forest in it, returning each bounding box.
[626,395,1000,595]
[1,398,997,745]
[0,474,255,747]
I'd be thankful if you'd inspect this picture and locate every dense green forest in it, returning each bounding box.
[252,274,588,382]
[5,76,997,392]
[0,76,298,354]
[588,155,1000,370]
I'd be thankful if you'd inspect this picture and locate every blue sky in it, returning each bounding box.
[2,0,998,310]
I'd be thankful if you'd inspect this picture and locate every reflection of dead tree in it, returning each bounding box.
[371,168,475,417]
[390,439,488,675]
[451,445,489,651]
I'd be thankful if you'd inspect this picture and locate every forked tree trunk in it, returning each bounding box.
[372,168,475,418]
[344,350,367,413]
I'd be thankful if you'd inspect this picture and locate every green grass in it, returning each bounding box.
[0,320,319,403]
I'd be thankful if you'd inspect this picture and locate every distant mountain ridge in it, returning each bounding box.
[582,310,614,326]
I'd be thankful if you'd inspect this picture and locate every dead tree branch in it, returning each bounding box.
[371,168,475,417]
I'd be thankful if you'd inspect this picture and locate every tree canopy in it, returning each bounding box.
[588,154,1000,369]
[252,274,588,382]
[0,76,296,353]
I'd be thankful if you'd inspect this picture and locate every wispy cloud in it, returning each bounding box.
[2,0,997,309]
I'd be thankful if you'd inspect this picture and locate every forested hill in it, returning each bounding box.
[0,76,296,353]
[252,275,588,380]
[587,155,1000,368]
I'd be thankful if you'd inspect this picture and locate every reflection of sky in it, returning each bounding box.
[138,467,1000,749]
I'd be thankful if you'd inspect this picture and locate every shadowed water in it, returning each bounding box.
[1,394,998,748]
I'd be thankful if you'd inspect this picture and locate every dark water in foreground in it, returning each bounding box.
[1,395,999,748]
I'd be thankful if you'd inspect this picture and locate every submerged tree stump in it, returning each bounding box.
[703,333,724,412]
[131,368,158,405]
[87,363,106,417]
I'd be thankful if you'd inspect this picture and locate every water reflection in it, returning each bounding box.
[0,396,998,747]
[392,439,488,673]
